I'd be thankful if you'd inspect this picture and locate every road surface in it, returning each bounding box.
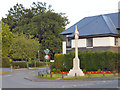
[1,68,119,88]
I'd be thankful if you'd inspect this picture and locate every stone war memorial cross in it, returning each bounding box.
[67,25,84,77]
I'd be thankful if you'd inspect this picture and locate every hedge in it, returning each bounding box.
[13,61,47,68]
[53,50,120,71]
[12,61,26,68]
[2,58,48,68]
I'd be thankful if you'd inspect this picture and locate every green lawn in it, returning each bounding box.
[37,73,118,79]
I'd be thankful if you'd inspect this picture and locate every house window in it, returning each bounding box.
[87,38,93,47]
[66,38,71,48]
[115,38,118,46]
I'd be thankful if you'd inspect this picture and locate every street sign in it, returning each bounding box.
[44,49,50,55]
[50,60,54,62]
[44,55,50,60]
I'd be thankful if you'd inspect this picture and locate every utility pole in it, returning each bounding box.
[38,50,40,62]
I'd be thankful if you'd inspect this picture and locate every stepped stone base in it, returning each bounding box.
[67,68,84,77]
[67,57,84,77]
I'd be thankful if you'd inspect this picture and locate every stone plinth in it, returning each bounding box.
[67,57,84,77]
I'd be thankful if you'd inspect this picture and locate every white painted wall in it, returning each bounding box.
[63,41,66,54]
[71,37,115,48]
[71,39,86,48]
[93,37,115,47]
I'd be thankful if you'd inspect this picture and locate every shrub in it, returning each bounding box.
[97,69,101,72]
[56,69,61,73]
[83,69,86,72]
[52,68,56,73]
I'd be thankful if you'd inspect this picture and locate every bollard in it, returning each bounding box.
[88,72,91,78]
[62,73,64,79]
[103,71,105,76]
[42,74,44,77]
[40,71,42,77]
[113,71,116,76]
[46,70,47,77]
[38,72,40,76]
[42,70,44,77]
[50,72,52,78]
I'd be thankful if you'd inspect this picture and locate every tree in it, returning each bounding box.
[10,34,40,68]
[2,2,69,59]
[2,22,13,57]
[30,11,68,59]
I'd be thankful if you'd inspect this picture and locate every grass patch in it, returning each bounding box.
[64,73,118,79]
[37,73,118,80]
[37,74,62,79]
[0,71,12,74]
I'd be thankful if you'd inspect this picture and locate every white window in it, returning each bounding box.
[87,38,93,47]
[66,38,71,48]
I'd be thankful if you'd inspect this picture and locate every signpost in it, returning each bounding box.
[44,55,50,60]
[44,49,50,74]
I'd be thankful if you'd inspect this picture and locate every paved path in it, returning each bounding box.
[1,68,119,88]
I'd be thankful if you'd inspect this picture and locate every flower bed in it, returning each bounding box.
[61,71,69,73]
[60,71,120,74]
[85,71,120,74]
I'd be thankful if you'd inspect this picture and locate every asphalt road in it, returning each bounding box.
[1,68,120,88]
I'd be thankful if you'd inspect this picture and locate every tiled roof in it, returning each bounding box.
[60,12,119,37]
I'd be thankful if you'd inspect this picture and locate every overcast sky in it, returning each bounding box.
[0,0,119,29]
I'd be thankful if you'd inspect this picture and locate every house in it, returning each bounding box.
[60,12,120,54]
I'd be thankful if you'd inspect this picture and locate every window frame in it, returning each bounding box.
[115,37,118,46]
[86,38,93,47]
[66,38,71,48]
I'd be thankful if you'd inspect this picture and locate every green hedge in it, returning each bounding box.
[54,53,64,70]
[53,50,119,71]
[13,61,47,68]
[2,57,50,68]
[12,61,26,68]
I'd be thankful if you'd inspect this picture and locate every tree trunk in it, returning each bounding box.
[25,58,29,69]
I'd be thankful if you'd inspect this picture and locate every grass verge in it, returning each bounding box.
[0,71,12,74]
[37,73,118,80]
[15,68,38,71]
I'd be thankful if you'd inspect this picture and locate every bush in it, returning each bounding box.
[56,69,61,73]
[83,69,86,72]
[2,57,10,67]
[97,69,101,72]
[52,68,56,73]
